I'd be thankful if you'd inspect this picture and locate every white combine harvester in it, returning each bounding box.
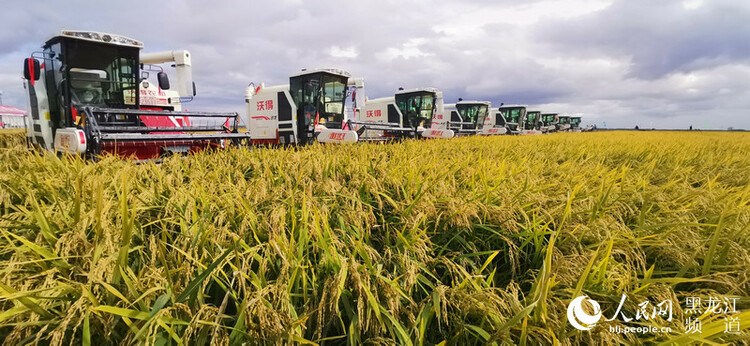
[570,116,582,132]
[245,68,359,144]
[523,110,544,135]
[556,115,572,132]
[485,107,511,134]
[346,79,454,140]
[497,105,542,135]
[443,99,507,136]
[540,113,558,133]
[22,30,247,159]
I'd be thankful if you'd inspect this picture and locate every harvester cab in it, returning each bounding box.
[498,105,526,134]
[444,100,483,136]
[525,111,543,131]
[350,86,454,140]
[540,113,558,133]
[22,30,246,160]
[557,116,571,132]
[246,68,357,144]
[570,116,582,131]
[483,106,509,134]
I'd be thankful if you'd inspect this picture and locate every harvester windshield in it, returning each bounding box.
[558,116,570,124]
[65,40,139,108]
[290,71,349,129]
[456,103,488,129]
[395,91,435,129]
[500,107,523,124]
[571,117,581,125]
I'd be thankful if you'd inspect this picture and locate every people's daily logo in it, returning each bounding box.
[567,294,740,334]
[567,296,602,331]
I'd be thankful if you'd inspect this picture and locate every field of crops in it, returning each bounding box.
[0,129,748,345]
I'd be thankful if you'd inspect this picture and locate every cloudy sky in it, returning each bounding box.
[1,0,748,129]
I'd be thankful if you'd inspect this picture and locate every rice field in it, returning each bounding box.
[0,130,748,345]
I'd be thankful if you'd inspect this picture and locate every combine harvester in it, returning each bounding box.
[570,116,582,132]
[556,115,572,132]
[347,79,454,141]
[22,30,247,159]
[498,105,541,135]
[485,107,511,134]
[540,113,558,133]
[497,105,524,134]
[245,68,360,144]
[523,110,544,135]
[443,99,506,136]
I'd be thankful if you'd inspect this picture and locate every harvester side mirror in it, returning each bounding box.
[23,58,40,81]
[192,81,197,96]
[157,71,170,90]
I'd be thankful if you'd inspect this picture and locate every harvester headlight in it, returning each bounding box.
[61,31,143,48]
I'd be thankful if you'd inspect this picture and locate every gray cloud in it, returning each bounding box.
[533,0,750,79]
[0,0,747,129]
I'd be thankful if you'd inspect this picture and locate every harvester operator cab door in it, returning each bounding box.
[290,71,348,144]
[525,112,540,130]
[495,111,507,127]
[476,104,487,129]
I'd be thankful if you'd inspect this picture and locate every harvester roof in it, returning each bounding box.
[456,100,491,106]
[395,87,440,95]
[291,68,351,79]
